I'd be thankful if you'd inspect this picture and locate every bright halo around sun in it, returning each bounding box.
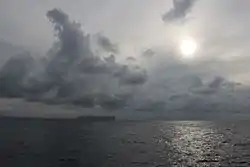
[179,38,197,58]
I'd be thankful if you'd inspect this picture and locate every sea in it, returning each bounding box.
[0,117,250,167]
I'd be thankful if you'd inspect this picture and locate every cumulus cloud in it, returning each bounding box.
[0,52,34,97]
[1,6,250,119]
[142,49,155,58]
[0,8,148,110]
[96,34,119,54]
[208,76,225,89]
[162,0,196,22]
[119,68,147,86]
[126,57,137,64]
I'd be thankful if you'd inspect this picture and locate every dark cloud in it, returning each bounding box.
[96,34,119,54]
[180,75,203,89]
[77,57,111,74]
[136,101,166,112]
[119,68,148,85]
[0,52,34,97]
[126,56,136,63]
[72,95,96,108]
[97,94,128,110]
[104,54,116,64]
[142,49,155,58]
[208,76,225,89]
[0,8,147,109]
[162,0,196,22]
[1,7,248,119]
[190,76,232,95]
[0,40,25,66]
[46,8,93,77]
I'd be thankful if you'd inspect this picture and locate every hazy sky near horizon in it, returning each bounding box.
[1,0,250,82]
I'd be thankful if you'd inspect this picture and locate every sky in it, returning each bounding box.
[1,0,250,60]
[1,0,250,119]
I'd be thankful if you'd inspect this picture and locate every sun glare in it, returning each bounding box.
[180,38,197,58]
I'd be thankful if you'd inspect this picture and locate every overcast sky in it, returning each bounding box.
[1,0,250,118]
[0,0,249,56]
[0,1,249,75]
[1,0,250,80]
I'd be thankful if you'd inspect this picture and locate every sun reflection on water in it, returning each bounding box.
[159,121,224,166]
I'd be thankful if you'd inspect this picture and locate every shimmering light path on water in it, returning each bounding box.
[0,119,250,167]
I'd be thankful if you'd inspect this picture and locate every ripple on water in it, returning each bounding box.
[158,121,231,166]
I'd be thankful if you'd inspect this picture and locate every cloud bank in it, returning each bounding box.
[0,9,147,111]
[0,7,250,119]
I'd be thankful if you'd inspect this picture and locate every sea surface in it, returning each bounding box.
[0,118,250,167]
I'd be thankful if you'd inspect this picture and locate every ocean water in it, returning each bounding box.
[0,118,250,167]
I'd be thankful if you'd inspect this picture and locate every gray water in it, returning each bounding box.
[0,118,250,167]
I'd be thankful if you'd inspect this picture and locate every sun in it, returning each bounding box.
[179,38,197,58]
